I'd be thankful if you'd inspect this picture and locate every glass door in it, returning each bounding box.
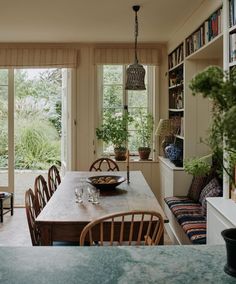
[0,69,14,194]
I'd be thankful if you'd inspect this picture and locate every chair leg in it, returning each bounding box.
[0,199,3,223]
[11,194,14,216]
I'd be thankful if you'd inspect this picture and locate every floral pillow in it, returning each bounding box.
[199,178,222,216]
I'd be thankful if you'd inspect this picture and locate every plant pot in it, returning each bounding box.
[221,228,236,277]
[114,147,127,161]
[138,147,151,160]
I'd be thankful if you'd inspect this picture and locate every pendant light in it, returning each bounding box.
[125,5,146,90]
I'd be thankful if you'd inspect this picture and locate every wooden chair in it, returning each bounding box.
[25,188,40,246]
[89,158,119,171]
[34,175,50,216]
[48,165,61,197]
[80,210,164,246]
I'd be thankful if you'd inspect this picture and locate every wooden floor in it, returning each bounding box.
[0,208,173,246]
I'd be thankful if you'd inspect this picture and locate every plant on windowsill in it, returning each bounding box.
[96,112,133,161]
[189,66,236,192]
[134,112,154,160]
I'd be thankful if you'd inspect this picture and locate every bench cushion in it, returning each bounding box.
[164,196,206,244]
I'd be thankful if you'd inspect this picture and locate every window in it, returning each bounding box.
[98,64,155,156]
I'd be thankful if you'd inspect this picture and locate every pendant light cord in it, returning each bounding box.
[134,9,138,64]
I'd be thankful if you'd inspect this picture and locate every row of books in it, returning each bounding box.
[229,0,236,27]
[168,44,184,69]
[186,8,222,56]
[230,33,236,62]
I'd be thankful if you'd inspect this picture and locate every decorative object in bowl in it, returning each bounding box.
[86,175,126,190]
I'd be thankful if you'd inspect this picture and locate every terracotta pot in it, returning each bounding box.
[114,147,127,161]
[138,147,151,160]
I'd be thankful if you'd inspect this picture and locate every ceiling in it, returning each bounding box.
[0,0,204,43]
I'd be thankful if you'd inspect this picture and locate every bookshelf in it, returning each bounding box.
[167,43,184,167]
[185,6,223,57]
[160,3,223,213]
[229,0,236,66]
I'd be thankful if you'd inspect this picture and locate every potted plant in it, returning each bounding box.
[184,155,211,177]
[96,112,133,161]
[134,112,154,160]
[189,66,236,188]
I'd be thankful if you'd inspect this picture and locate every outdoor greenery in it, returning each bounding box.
[98,65,153,154]
[134,111,154,148]
[189,66,236,183]
[0,69,62,170]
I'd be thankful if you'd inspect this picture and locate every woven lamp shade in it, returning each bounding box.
[155,119,172,137]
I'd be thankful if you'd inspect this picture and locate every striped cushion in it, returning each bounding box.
[165,196,206,244]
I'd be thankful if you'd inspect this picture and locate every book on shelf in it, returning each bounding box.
[230,33,236,62]
[229,0,236,27]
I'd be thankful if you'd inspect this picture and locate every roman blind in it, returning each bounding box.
[94,47,161,65]
[0,46,79,68]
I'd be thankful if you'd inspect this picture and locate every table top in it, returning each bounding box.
[0,245,234,284]
[36,170,167,224]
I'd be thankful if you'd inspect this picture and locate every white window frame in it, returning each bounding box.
[97,64,157,158]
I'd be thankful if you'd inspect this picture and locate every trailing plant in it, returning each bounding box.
[189,66,236,184]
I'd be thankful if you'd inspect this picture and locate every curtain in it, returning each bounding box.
[0,46,79,68]
[94,46,161,65]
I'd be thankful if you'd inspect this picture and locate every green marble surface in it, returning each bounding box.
[0,245,235,284]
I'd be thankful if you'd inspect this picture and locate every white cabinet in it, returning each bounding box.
[207,197,236,244]
[159,157,192,209]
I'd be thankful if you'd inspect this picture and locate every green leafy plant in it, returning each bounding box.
[189,66,236,184]
[134,111,154,148]
[184,156,211,177]
[96,112,133,150]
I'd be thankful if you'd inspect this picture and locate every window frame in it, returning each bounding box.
[97,64,157,159]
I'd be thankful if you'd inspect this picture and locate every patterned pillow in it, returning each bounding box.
[199,178,222,216]
[187,176,207,202]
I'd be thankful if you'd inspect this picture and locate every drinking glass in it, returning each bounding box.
[91,188,100,204]
[75,186,83,203]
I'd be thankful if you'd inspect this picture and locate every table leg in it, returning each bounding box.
[39,224,53,246]
[10,194,14,216]
[0,199,3,223]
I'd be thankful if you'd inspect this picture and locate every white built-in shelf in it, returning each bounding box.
[168,61,184,72]
[229,24,236,33]
[168,83,183,90]
[186,33,223,60]
[207,197,236,227]
[229,61,236,68]
[175,134,184,140]
[158,156,184,171]
[169,108,184,112]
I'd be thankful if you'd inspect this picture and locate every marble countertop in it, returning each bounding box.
[0,245,235,284]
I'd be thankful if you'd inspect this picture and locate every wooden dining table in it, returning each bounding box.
[35,170,168,245]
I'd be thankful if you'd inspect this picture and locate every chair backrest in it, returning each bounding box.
[48,165,61,197]
[25,188,40,246]
[80,210,164,246]
[89,158,119,172]
[34,175,50,216]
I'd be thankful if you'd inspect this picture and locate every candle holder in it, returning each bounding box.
[126,150,130,184]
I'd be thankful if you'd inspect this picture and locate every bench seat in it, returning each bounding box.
[164,196,206,245]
